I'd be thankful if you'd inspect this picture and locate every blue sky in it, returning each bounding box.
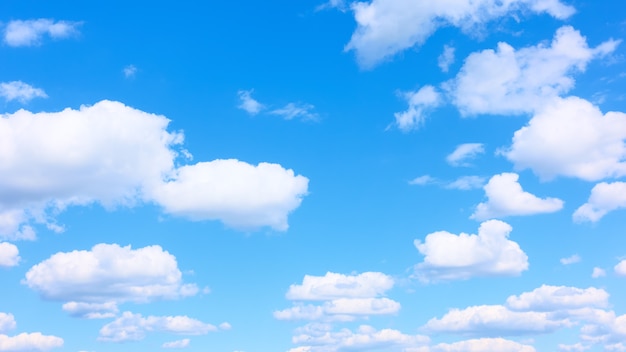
[1,0,626,351]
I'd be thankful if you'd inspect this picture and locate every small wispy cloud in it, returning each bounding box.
[560,254,581,265]
[237,90,265,115]
[447,143,485,167]
[409,175,484,190]
[270,102,318,121]
[123,65,137,78]
[438,45,456,73]
[0,81,47,103]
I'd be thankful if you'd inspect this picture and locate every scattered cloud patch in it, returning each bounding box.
[432,337,536,351]
[23,243,198,317]
[445,176,486,190]
[344,0,575,68]
[471,173,563,220]
[270,102,318,121]
[162,338,190,349]
[409,175,437,186]
[0,81,47,103]
[592,267,606,279]
[0,243,20,267]
[316,0,347,12]
[288,324,429,352]
[615,260,626,276]
[237,90,265,115]
[446,26,619,116]
[98,312,226,342]
[438,45,456,73]
[0,332,64,351]
[447,143,485,167]
[3,19,80,47]
[561,255,581,265]
[0,314,15,333]
[413,220,528,281]
[506,285,609,311]
[502,97,626,181]
[394,85,442,131]
[574,182,626,223]
[123,65,137,78]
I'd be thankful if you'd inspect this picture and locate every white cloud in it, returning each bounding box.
[502,97,626,181]
[445,176,486,190]
[409,175,437,186]
[424,305,568,335]
[316,0,347,12]
[289,324,429,352]
[237,90,265,115]
[0,243,20,267]
[558,343,590,351]
[446,143,485,167]
[447,26,619,116]
[506,285,609,311]
[123,65,137,78]
[432,338,536,352]
[285,272,394,301]
[394,85,442,131]
[0,314,15,334]
[615,260,626,276]
[99,312,225,342]
[150,159,308,231]
[344,0,575,68]
[471,173,563,220]
[0,100,309,238]
[274,298,400,321]
[0,81,47,103]
[438,45,456,73]
[0,333,63,351]
[592,267,606,279]
[23,243,198,317]
[163,338,190,349]
[574,182,626,222]
[560,254,581,265]
[413,220,528,281]
[270,102,318,121]
[3,19,80,47]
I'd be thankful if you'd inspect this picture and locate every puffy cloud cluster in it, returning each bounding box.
[447,26,618,116]
[471,173,563,220]
[3,19,80,47]
[574,182,626,222]
[0,100,309,239]
[0,243,20,267]
[23,243,198,318]
[0,313,63,351]
[98,311,228,343]
[275,272,399,322]
[413,220,528,281]
[345,0,575,67]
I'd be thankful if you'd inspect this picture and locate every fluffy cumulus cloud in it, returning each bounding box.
[446,143,485,167]
[162,338,190,349]
[502,97,626,181]
[23,243,198,318]
[471,173,564,220]
[3,19,80,47]
[0,100,309,238]
[615,260,626,276]
[394,85,442,131]
[344,0,575,68]
[288,324,429,352]
[150,159,309,231]
[0,243,20,267]
[573,182,626,223]
[0,314,16,333]
[98,312,226,342]
[0,333,64,351]
[237,90,265,115]
[431,338,536,352]
[0,81,47,103]
[413,220,528,281]
[447,26,619,115]
[276,272,399,322]
[506,285,609,311]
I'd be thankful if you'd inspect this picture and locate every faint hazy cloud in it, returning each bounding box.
[438,45,455,72]
[0,81,47,103]
[560,254,581,265]
[237,90,265,115]
[447,143,485,167]
[3,19,81,47]
[394,85,442,131]
[123,65,137,78]
[270,102,318,121]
